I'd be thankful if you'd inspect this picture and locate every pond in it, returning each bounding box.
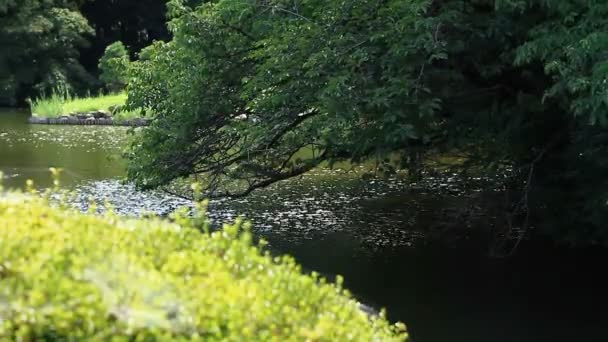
[1,109,607,342]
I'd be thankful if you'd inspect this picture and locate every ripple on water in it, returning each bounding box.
[2,119,468,251]
[0,126,128,150]
[62,172,462,252]
[0,113,499,252]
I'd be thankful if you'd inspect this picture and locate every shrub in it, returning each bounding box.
[99,42,130,92]
[0,192,407,340]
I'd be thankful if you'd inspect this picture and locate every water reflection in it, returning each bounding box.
[67,174,431,251]
[0,110,126,189]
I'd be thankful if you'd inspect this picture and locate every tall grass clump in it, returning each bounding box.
[31,89,135,118]
[30,89,70,117]
[0,182,408,341]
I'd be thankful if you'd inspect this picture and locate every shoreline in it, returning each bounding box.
[28,111,150,127]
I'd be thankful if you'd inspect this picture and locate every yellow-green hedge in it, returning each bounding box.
[0,192,407,341]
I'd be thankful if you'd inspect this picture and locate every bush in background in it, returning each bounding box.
[98,42,130,92]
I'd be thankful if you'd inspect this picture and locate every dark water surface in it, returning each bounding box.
[1,109,607,341]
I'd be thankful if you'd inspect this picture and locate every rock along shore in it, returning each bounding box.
[28,110,150,127]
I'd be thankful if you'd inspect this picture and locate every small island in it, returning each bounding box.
[28,92,150,127]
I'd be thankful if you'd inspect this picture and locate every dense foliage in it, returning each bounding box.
[0,0,168,105]
[509,2,608,245]
[127,0,444,194]
[79,0,169,70]
[98,42,130,91]
[0,0,93,105]
[0,192,406,340]
[125,0,608,247]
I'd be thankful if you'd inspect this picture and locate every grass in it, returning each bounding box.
[31,91,142,120]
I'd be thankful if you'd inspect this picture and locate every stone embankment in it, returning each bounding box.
[28,110,150,127]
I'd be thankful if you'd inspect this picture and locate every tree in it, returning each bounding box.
[98,41,130,92]
[126,0,444,195]
[79,0,170,72]
[126,0,608,247]
[0,0,94,105]
[511,1,608,245]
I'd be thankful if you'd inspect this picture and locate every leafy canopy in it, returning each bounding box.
[0,0,93,104]
[127,0,444,196]
[127,0,608,245]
